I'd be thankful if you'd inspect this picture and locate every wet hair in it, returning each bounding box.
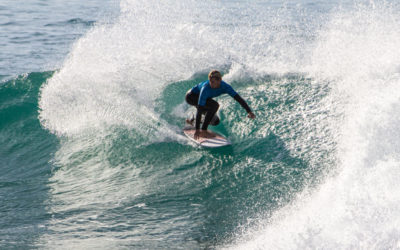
[208,70,222,80]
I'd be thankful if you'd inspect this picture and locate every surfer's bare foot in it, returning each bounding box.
[194,130,215,140]
[194,130,208,139]
[194,130,201,139]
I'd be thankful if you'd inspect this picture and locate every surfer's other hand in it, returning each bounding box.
[248,112,256,119]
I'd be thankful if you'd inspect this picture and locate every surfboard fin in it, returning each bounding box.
[185,114,195,126]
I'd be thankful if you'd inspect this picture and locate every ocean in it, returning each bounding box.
[1,0,400,249]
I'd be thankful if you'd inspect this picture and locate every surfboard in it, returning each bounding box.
[183,125,231,148]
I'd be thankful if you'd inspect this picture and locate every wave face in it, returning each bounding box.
[1,0,400,249]
[0,72,58,248]
[226,1,400,249]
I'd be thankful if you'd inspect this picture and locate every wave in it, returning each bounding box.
[33,0,339,248]
[2,0,398,248]
[228,1,400,249]
[43,18,96,28]
[0,72,58,248]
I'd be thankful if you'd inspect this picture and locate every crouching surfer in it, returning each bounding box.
[185,70,255,139]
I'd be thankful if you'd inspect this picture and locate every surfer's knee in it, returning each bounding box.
[211,115,220,126]
[185,90,198,106]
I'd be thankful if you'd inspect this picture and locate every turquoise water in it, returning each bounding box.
[2,0,400,249]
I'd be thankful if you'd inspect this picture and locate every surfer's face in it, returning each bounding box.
[210,78,221,88]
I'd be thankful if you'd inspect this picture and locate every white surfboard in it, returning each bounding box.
[183,125,231,148]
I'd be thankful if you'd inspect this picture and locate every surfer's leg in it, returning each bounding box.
[185,91,200,125]
[210,114,220,126]
[185,91,207,117]
[201,99,219,130]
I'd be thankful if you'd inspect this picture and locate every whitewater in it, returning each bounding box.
[1,0,400,249]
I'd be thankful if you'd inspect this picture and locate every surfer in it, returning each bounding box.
[185,70,255,139]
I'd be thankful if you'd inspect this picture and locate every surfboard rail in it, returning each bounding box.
[183,125,231,147]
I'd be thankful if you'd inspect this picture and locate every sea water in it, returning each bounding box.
[1,0,400,249]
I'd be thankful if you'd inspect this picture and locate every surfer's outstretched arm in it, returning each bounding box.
[233,94,256,119]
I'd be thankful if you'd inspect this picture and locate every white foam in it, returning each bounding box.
[228,2,400,249]
[38,0,317,142]
[36,0,400,248]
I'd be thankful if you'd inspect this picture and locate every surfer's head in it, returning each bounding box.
[208,70,221,88]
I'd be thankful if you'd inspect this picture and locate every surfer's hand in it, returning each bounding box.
[248,112,256,119]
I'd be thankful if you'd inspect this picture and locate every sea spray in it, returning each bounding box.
[228,2,400,249]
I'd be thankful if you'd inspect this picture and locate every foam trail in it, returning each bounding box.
[228,2,400,249]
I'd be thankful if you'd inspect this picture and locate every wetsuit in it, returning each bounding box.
[185,80,252,130]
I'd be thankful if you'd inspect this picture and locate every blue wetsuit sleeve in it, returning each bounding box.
[225,84,238,97]
[191,85,199,94]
